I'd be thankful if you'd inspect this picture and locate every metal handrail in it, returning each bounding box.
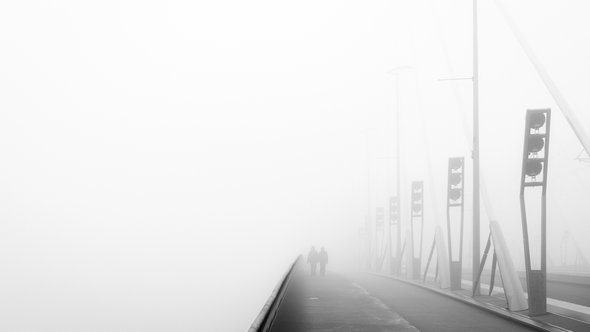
[248,256,301,332]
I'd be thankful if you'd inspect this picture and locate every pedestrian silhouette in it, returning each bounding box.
[319,247,328,276]
[307,246,319,276]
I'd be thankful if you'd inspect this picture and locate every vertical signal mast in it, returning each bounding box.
[520,109,551,316]
[410,181,424,279]
[447,157,466,290]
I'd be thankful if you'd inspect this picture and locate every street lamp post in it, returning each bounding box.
[388,65,413,275]
[472,0,481,296]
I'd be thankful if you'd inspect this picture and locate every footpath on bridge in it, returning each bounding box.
[270,262,419,332]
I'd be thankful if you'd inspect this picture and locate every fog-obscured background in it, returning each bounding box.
[0,1,589,331]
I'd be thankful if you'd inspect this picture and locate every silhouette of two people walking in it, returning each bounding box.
[307,246,328,276]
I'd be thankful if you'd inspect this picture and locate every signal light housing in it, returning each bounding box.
[527,135,545,154]
[521,109,550,185]
[525,160,543,177]
[389,196,400,225]
[411,182,423,214]
[450,158,463,171]
[449,173,462,186]
[449,188,462,201]
[529,112,546,130]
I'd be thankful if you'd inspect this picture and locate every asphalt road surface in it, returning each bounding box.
[353,273,539,332]
[271,267,419,331]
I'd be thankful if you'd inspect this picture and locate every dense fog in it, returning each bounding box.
[0,1,588,331]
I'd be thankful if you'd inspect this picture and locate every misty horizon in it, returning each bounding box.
[0,0,589,331]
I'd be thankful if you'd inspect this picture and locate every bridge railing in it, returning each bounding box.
[248,255,301,332]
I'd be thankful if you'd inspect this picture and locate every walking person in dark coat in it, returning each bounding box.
[307,246,319,276]
[319,247,328,276]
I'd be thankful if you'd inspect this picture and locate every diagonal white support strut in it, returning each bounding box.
[435,225,451,289]
[490,220,528,311]
[494,0,590,155]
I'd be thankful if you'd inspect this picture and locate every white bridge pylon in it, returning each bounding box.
[435,225,451,289]
[489,220,528,311]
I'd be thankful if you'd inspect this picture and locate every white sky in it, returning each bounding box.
[0,1,589,331]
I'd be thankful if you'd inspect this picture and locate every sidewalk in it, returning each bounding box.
[270,266,419,332]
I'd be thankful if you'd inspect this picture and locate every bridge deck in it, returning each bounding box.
[269,263,552,331]
[270,265,418,331]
